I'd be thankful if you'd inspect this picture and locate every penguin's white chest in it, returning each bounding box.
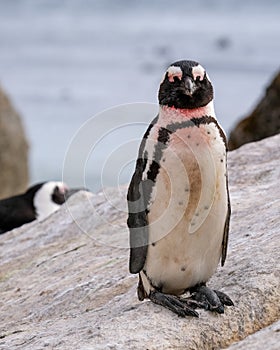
[143,122,228,295]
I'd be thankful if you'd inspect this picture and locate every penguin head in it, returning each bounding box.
[158,60,214,109]
[33,181,69,220]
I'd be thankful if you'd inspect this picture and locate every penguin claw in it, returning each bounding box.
[149,291,199,318]
[177,297,206,310]
[189,285,233,314]
[213,289,234,306]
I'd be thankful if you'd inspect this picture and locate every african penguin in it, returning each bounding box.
[0,181,83,234]
[127,60,233,317]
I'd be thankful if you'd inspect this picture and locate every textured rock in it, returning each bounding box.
[0,86,29,199]
[0,134,279,349]
[226,320,280,350]
[229,70,280,150]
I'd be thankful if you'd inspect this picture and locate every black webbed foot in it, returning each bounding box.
[213,289,234,307]
[189,285,234,314]
[177,297,207,310]
[149,290,199,318]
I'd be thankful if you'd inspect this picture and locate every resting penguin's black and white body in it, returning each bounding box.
[0,181,82,234]
[127,60,233,317]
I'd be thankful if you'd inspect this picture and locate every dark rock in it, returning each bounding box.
[228,70,280,150]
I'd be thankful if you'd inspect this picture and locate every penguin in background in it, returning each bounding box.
[0,181,84,234]
[127,60,234,317]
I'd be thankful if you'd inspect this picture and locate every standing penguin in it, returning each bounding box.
[0,181,83,234]
[127,60,233,317]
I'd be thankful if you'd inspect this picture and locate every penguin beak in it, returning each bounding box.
[184,77,196,96]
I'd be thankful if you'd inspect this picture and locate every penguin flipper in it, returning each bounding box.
[127,167,149,274]
[221,175,231,266]
[127,115,159,274]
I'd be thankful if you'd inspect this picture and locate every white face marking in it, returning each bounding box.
[206,72,211,82]
[166,66,183,82]
[192,64,205,81]
[34,181,68,220]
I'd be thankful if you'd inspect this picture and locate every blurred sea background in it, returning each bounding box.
[0,0,279,192]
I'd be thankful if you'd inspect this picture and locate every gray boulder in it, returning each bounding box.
[0,134,279,349]
[227,320,280,350]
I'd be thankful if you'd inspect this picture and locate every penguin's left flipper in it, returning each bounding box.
[189,284,234,314]
[149,291,199,318]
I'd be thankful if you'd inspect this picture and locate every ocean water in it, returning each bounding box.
[0,0,279,191]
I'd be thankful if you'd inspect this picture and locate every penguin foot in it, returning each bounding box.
[149,290,199,318]
[189,284,234,314]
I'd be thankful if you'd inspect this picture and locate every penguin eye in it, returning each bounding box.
[195,72,207,82]
[173,76,181,83]
[52,185,65,205]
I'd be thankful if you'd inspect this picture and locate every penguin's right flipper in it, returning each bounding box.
[127,166,149,274]
[127,116,159,274]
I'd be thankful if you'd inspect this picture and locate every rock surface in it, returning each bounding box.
[228,70,280,150]
[0,135,279,349]
[227,320,280,350]
[0,86,29,199]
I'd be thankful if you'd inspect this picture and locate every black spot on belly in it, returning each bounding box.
[181,266,186,271]
[178,201,183,205]
[204,205,209,210]
[220,159,224,163]
[185,187,189,192]
[152,242,156,247]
